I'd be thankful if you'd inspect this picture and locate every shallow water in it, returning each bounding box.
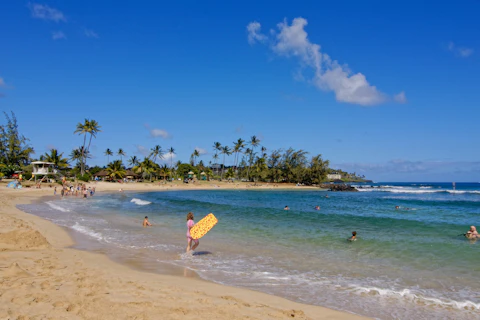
[19,182,480,319]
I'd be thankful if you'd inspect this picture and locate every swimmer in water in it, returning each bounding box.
[395,206,400,210]
[465,226,479,239]
[143,216,152,227]
[284,205,290,210]
[315,205,320,210]
[348,231,357,242]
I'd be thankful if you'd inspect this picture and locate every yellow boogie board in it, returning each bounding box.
[190,213,218,240]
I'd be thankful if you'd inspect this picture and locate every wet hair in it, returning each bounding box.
[145,216,148,219]
[352,231,357,236]
[186,212,194,221]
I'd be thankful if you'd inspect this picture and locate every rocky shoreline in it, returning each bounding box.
[319,184,358,192]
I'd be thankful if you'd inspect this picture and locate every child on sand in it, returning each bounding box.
[186,212,199,253]
[348,231,357,242]
[143,216,152,227]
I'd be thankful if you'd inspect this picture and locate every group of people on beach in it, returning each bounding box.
[55,183,95,198]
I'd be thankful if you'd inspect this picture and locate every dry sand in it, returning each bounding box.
[0,181,369,320]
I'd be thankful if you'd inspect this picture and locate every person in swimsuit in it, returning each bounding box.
[465,226,479,239]
[315,205,320,210]
[186,212,199,253]
[143,216,152,227]
[348,231,357,241]
[284,206,290,210]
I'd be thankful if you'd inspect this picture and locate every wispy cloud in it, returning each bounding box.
[393,91,407,104]
[0,77,5,87]
[135,145,149,157]
[247,18,404,106]
[447,42,474,58]
[247,21,267,45]
[195,147,208,155]
[0,93,5,98]
[52,31,66,40]
[235,126,243,134]
[144,124,171,139]
[45,144,56,151]
[84,28,99,38]
[28,3,66,22]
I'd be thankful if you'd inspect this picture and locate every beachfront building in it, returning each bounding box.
[31,161,64,183]
[327,173,342,180]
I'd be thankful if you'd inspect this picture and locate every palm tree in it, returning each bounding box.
[74,119,90,175]
[159,164,170,181]
[117,148,126,162]
[168,147,175,178]
[192,149,200,166]
[104,148,113,164]
[220,146,231,180]
[213,142,221,161]
[70,147,90,169]
[128,156,139,167]
[244,147,253,181]
[261,146,267,159]
[106,160,126,180]
[85,119,101,159]
[133,157,156,182]
[212,153,219,175]
[149,145,164,164]
[232,138,245,178]
[247,136,261,181]
[43,149,69,169]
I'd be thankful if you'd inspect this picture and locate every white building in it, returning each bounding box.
[327,173,342,180]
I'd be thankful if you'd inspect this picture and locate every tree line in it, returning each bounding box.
[0,112,366,184]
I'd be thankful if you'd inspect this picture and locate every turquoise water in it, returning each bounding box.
[19,182,480,319]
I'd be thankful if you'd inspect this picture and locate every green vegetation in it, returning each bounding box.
[0,111,368,184]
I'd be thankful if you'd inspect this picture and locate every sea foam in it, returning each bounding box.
[131,198,152,205]
[46,201,70,212]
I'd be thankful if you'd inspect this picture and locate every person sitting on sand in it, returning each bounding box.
[143,216,152,227]
[315,205,320,210]
[348,231,357,242]
[186,212,199,253]
[465,226,479,239]
[284,206,290,210]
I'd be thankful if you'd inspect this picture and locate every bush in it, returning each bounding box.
[77,173,92,182]
[23,172,32,180]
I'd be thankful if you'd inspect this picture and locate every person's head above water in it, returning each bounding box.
[145,216,148,219]
[470,226,477,232]
[352,231,357,236]
[186,212,194,221]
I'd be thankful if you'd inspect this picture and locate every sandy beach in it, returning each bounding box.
[0,181,368,320]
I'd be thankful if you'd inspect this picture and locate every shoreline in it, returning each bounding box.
[1,182,369,320]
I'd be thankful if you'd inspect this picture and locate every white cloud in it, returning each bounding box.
[247,21,267,45]
[150,129,171,139]
[394,91,407,104]
[195,147,208,155]
[163,152,177,162]
[248,17,404,106]
[135,145,149,157]
[447,42,474,58]
[0,77,5,87]
[52,31,66,40]
[84,28,99,38]
[28,3,66,22]
[144,124,171,139]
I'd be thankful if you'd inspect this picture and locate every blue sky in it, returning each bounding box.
[1,1,479,181]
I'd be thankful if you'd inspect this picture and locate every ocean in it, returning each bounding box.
[18,182,480,319]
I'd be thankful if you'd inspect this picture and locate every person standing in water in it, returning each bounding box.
[186,212,199,253]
